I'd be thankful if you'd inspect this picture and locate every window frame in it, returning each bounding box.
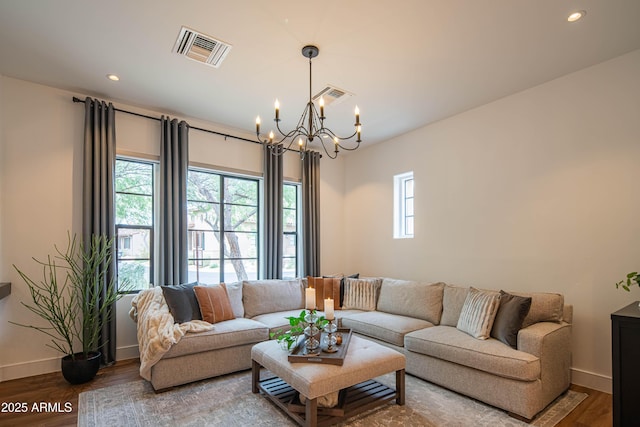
[393,171,414,239]
[115,157,158,293]
[282,182,301,279]
[187,168,261,284]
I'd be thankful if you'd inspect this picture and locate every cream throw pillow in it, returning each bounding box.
[343,278,382,311]
[456,287,501,339]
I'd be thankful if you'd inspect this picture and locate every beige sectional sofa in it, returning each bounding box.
[132,277,572,420]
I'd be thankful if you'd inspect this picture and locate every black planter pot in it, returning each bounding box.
[61,351,101,384]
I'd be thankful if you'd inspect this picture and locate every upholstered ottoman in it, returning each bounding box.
[251,335,405,427]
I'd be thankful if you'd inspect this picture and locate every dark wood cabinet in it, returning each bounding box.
[612,301,640,427]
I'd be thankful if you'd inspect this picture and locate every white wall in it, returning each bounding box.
[0,76,345,380]
[344,49,640,393]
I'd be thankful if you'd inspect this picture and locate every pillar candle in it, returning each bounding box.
[305,287,316,310]
[324,298,334,320]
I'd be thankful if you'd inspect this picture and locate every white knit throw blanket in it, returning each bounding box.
[129,287,213,380]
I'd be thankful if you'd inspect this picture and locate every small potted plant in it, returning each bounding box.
[11,232,128,384]
[271,310,329,351]
[615,272,639,292]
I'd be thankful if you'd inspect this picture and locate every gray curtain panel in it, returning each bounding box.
[82,97,117,365]
[302,150,321,277]
[159,117,189,286]
[263,144,284,279]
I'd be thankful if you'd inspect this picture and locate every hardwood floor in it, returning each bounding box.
[0,359,612,426]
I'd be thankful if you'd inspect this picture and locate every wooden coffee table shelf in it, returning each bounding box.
[257,376,398,426]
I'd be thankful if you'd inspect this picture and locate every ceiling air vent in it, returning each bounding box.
[313,85,353,106]
[173,26,232,68]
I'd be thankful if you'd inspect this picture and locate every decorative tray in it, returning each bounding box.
[288,328,352,365]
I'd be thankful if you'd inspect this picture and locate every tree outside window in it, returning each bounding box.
[115,159,155,291]
[187,170,259,283]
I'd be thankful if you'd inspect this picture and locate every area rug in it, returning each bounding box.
[78,371,586,427]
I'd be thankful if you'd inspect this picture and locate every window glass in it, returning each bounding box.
[282,183,300,279]
[394,171,414,239]
[115,159,155,291]
[187,170,260,284]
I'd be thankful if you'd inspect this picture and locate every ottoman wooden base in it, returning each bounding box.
[251,336,406,427]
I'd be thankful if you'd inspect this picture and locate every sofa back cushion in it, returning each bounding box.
[343,277,382,310]
[242,279,305,318]
[440,284,469,326]
[510,291,564,328]
[377,279,444,324]
[308,277,341,311]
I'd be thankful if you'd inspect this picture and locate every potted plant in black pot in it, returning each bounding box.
[10,233,128,384]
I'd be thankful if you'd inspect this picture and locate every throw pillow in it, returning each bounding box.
[161,282,202,323]
[440,284,469,326]
[342,277,382,311]
[456,287,501,339]
[194,284,235,324]
[490,290,532,348]
[323,273,359,307]
[308,277,341,311]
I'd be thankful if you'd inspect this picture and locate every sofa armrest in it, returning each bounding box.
[518,321,572,405]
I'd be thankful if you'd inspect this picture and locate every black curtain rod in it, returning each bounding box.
[73,96,261,146]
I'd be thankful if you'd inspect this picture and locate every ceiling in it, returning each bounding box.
[1,1,639,150]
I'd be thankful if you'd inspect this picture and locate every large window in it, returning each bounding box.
[282,183,300,279]
[393,171,414,239]
[115,159,155,291]
[187,170,260,283]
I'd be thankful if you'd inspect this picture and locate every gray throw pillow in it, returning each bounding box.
[161,282,202,323]
[490,290,532,348]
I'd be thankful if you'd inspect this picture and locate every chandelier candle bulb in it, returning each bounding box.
[268,131,274,143]
[324,298,334,320]
[319,96,325,118]
[274,99,280,120]
[305,287,316,310]
[255,116,261,134]
[355,106,360,125]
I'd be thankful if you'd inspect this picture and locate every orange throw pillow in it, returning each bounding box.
[193,284,235,324]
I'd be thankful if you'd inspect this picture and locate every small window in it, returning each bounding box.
[282,183,300,279]
[394,172,414,239]
[115,159,156,292]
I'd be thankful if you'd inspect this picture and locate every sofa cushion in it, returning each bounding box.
[162,318,269,359]
[242,280,304,318]
[251,309,308,334]
[343,277,382,310]
[194,284,235,324]
[161,282,201,323]
[405,326,540,382]
[456,287,500,339]
[341,311,434,346]
[440,284,469,326]
[511,291,564,328]
[377,279,444,324]
[491,291,532,348]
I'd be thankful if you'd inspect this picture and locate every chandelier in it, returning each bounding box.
[255,45,361,159]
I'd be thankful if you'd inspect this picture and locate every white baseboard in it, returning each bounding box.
[0,345,139,382]
[571,367,612,394]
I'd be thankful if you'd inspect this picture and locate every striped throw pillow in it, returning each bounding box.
[456,287,501,339]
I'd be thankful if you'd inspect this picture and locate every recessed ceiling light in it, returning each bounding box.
[106,74,120,81]
[567,10,586,22]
